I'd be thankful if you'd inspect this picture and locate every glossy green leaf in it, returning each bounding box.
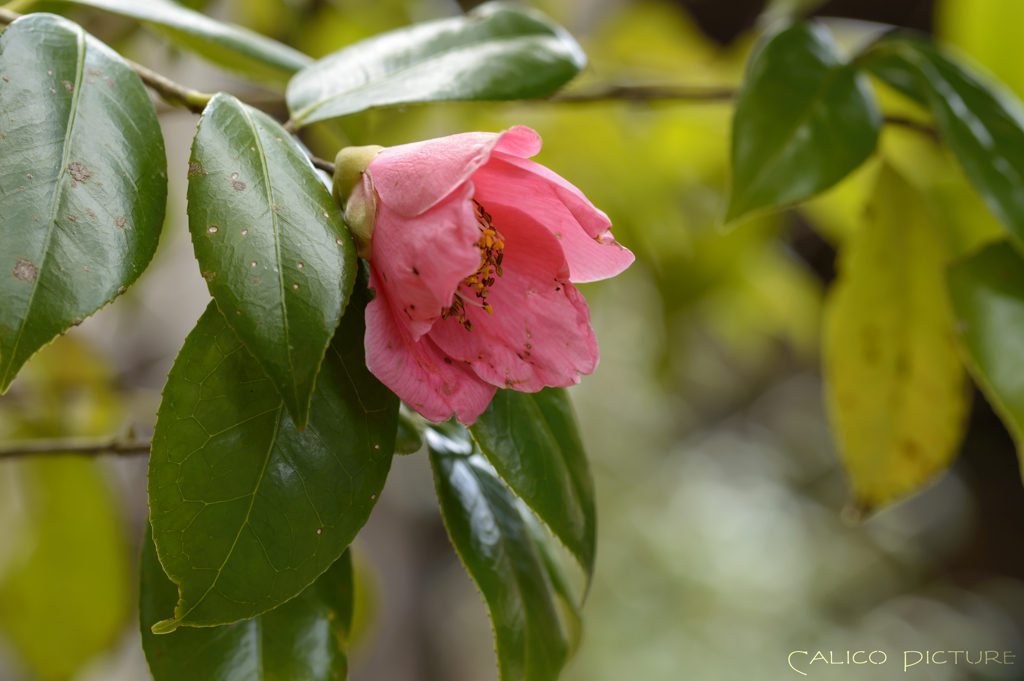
[285,1,587,127]
[428,421,579,681]
[469,387,595,580]
[948,241,1024,457]
[395,412,423,455]
[862,34,1024,249]
[726,21,881,223]
[148,284,397,632]
[188,93,357,430]
[0,13,166,392]
[53,0,311,83]
[0,457,129,681]
[824,164,969,514]
[141,526,353,681]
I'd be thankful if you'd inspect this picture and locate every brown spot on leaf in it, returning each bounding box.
[49,88,56,94]
[901,439,923,462]
[62,80,73,93]
[13,258,36,282]
[85,208,96,218]
[232,179,246,191]
[67,214,78,222]
[187,162,207,177]
[114,217,127,229]
[67,162,93,184]
[202,271,216,282]
[87,68,103,76]
[861,325,881,366]
[273,204,285,212]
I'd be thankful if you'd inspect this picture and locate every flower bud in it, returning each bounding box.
[333,145,383,259]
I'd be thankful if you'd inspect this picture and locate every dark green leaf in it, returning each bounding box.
[948,241,1024,452]
[428,421,578,681]
[285,1,586,127]
[726,21,881,223]
[141,525,353,681]
[862,34,1024,250]
[395,412,423,454]
[469,388,595,580]
[188,93,357,430]
[148,284,397,632]
[57,0,311,83]
[0,13,166,392]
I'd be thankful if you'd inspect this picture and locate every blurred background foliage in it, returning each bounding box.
[3,0,1024,679]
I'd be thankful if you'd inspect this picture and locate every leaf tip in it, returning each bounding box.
[150,618,181,635]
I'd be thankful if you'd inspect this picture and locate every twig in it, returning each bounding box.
[547,84,738,103]
[883,115,940,141]
[126,59,212,114]
[0,436,151,459]
[309,155,335,174]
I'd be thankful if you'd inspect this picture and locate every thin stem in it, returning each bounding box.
[309,155,335,174]
[546,84,738,103]
[882,115,940,141]
[0,436,151,459]
[126,59,213,114]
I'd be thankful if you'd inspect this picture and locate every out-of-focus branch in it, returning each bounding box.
[545,84,940,138]
[0,436,152,459]
[547,84,738,103]
[127,60,213,114]
[882,115,940,141]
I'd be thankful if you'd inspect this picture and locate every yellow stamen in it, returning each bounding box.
[442,199,506,330]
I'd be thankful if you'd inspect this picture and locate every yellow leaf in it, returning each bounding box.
[823,164,970,515]
[0,336,129,681]
[0,458,129,681]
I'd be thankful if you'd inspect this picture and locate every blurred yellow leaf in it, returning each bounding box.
[0,458,130,681]
[0,336,129,680]
[937,0,1024,100]
[881,126,1005,260]
[824,164,969,514]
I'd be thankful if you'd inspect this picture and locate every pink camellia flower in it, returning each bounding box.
[334,125,633,424]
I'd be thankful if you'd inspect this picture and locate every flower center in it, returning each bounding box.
[441,200,505,331]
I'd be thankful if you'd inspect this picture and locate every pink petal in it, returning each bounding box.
[370,182,482,340]
[369,126,544,217]
[369,133,495,217]
[474,154,634,283]
[492,125,543,158]
[364,269,497,424]
[427,203,599,392]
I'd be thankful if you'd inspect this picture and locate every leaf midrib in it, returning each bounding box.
[464,455,565,680]
[238,103,297,399]
[0,23,87,389]
[172,404,285,627]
